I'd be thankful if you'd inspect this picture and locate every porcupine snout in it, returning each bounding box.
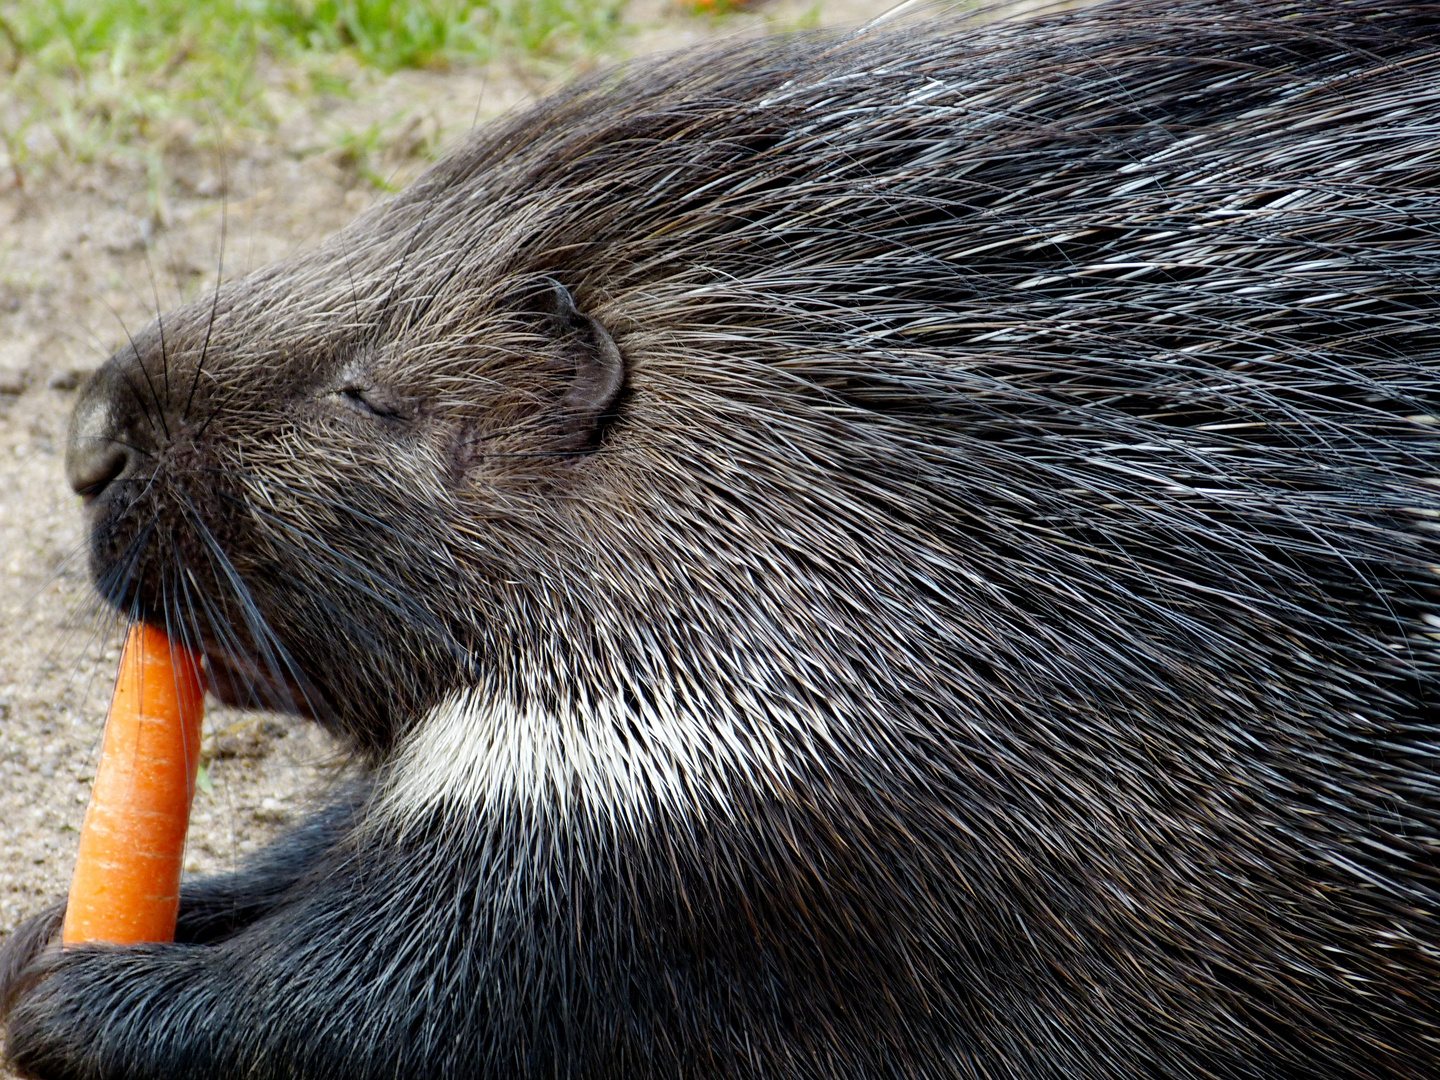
[66,362,137,502]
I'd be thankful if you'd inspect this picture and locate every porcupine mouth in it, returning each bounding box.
[87,545,329,725]
[82,468,336,724]
[100,595,329,723]
[203,647,328,722]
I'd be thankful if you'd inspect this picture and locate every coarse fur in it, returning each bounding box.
[4,0,1440,1076]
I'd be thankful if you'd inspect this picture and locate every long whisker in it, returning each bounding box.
[178,491,318,720]
[235,504,447,637]
[143,243,174,409]
[186,145,229,425]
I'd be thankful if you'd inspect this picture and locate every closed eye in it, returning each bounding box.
[337,385,404,420]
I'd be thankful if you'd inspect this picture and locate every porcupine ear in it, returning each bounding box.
[536,278,625,452]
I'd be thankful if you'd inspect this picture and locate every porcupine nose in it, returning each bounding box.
[66,365,136,501]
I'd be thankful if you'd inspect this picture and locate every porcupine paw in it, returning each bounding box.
[0,902,64,1018]
[2,943,181,1080]
[2,942,87,1080]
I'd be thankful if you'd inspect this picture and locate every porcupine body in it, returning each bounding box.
[3,1,1439,1077]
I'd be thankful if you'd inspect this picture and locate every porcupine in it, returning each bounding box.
[3,1,1439,1077]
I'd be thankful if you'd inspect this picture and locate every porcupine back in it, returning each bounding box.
[353,4,1440,1073]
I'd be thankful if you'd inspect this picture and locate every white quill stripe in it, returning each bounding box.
[377,679,803,829]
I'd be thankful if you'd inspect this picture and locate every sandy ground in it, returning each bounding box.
[0,0,912,1027]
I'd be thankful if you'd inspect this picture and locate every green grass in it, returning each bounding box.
[258,0,626,69]
[0,0,627,185]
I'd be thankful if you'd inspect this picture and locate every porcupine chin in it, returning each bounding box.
[2,1,1439,1078]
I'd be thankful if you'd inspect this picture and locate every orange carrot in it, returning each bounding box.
[62,622,206,946]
